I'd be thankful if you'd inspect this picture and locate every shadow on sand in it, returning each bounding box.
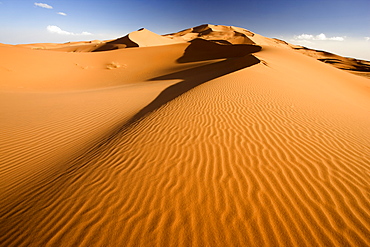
[51,40,262,171]
[126,40,261,125]
[177,39,261,63]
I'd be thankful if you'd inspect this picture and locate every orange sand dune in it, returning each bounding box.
[16,40,105,52]
[165,24,256,44]
[93,28,183,52]
[288,45,370,79]
[1,25,370,247]
[14,23,370,79]
[15,28,182,53]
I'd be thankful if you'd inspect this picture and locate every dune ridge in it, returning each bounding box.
[1,24,370,247]
[164,24,256,45]
[13,23,370,78]
[93,28,183,52]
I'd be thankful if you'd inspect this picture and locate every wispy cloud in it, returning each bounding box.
[294,33,345,41]
[34,2,53,9]
[47,25,92,35]
[57,12,67,16]
[365,37,370,41]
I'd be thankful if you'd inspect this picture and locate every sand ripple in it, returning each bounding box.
[1,39,370,246]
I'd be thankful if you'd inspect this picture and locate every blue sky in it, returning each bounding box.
[1,0,369,59]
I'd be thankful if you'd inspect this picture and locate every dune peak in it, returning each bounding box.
[164,24,256,45]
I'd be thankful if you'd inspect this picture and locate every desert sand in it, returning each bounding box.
[0,24,369,247]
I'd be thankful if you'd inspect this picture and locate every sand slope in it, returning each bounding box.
[165,24,256,45]
[289,45,370,79]
[1,25,370,247]
[14,24,370,78]
[166,24,370,79]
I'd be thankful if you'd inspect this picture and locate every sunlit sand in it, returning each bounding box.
[1,24,369,247]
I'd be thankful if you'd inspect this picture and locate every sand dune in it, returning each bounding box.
[16,28,182,53]
[14,23,370,78]
[288,45,370,79]
[167,24,370,79]
[165,24,256,45]
[16,40,105,52]
[1,24,370,247]
[92,28,182,52]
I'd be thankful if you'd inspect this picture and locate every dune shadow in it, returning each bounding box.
[125,40,261,125]
[45,40,262,171]
[177,39,261,63]
[92,35,138,52]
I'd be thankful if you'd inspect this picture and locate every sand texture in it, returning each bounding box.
[1,24,370,247]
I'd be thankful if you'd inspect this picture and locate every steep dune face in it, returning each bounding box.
[167,24,370,79]
[176,38,261,63]
[1,25,370,247]
[165,24,256,44]
[93,28,183,52]
[128,28,183,47]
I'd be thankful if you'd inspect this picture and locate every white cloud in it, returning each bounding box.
[47,25,72,35]
[34,2,53,9]
[57,12,67,16]
[315,33,327,40]
[289,36,370,61]
[47,25,92,36]
[294,33,345,41]
[295,34,314,40]
[328,36,345,41]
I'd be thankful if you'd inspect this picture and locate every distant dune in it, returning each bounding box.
[14,24,370,79]
[1,24,369,247]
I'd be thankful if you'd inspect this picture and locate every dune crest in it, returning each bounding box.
[165,24,256,45]
[1,24,370,247]
[93,28,183,52]
[12,24,370,79]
